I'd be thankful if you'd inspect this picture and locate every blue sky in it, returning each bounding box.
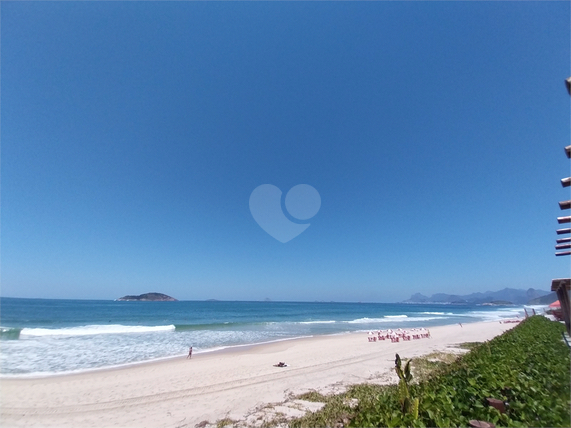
[2,1,570,302]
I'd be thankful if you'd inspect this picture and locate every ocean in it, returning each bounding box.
[0,297,533,377]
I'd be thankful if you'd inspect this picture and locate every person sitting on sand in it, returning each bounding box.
[274,362,287,367]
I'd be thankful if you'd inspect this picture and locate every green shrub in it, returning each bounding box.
[350,316,570,427]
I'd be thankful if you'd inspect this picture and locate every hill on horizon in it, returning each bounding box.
[403,288,551,305]
[116,292,177,302]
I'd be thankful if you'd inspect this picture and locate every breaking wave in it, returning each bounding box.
[20,324,176,337]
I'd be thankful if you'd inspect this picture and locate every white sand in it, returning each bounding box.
[0,321,517,428]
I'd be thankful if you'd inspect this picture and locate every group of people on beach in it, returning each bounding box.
[367,327,430,343]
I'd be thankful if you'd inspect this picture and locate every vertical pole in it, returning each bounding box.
[556,286,571,335]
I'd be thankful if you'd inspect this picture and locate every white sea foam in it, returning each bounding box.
[297,320,336,324]
[346,317,387,324]
[420,312,454,315]
[464,308,525,322]
[523,305,549,311]
[20,324,176,337]
[346,316,440,324]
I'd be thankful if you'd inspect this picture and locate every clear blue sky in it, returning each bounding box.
[2,1,570,302]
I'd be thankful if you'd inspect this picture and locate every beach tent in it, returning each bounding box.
[548,299,564,321]
[549,300,561,308]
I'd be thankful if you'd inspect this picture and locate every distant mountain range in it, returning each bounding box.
[402,288,552,305]
[527,292,558,305]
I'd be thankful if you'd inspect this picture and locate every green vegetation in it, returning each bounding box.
[259,412,288,428]
[296,391,330,402]
[290,392,353,428]
[394,354,419,421]
[291,317,570,427]
[457,342,483,351]
[410,351,458,382]
[216,417,237,428]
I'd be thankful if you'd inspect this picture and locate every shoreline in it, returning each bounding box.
[1,300,530,379]
[0,320,519,427]
[0,334,319,380]
[1,313,527,380]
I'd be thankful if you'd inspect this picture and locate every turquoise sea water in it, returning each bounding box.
[0,298,529,376]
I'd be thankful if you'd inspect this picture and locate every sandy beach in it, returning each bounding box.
[0,321,517,428]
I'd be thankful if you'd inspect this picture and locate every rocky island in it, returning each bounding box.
[116,292,177,301]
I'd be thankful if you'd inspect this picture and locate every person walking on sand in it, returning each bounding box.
[187,346,193,359]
